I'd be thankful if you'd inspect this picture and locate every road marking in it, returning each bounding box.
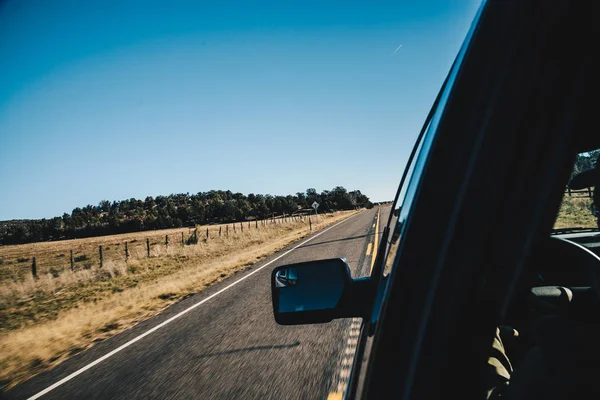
[327,208,379,398]
[26,212,363,400]
[369,207,381,273]
[329,315,364,399]
[342,358,353,366]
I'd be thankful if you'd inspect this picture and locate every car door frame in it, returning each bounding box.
[346,0,593,398]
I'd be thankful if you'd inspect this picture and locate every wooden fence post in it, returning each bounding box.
[256,220,258,229]
[234,224,236,233]
[32,257,37,279]
[146,238,150,257]
[227,225,229,237]
[248,221,250,229]
[568,187,572,196]
[99,245,103,268]
[589,187,593,198]
[309,216,312,231]
[181,232,185,246]
[70,249,74,271]
[165,234,169,249]
[206,228,209,239]
[219,226,222,237]
[125,242,129,260]
[241,222,243,232]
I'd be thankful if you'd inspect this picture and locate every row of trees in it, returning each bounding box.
[571,149,600,179]
[0,187,373,245]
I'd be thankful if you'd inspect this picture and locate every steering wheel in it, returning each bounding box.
[529,236,600,292]
[506,237,599,331]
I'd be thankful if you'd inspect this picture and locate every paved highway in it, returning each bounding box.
[5,206,390,400]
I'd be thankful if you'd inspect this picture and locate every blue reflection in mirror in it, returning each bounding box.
[275,267,298,287]
[276,260,345,313]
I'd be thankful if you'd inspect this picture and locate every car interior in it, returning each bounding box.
[499,143,600,399]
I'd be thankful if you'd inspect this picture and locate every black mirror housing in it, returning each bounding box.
[271,258,370,325]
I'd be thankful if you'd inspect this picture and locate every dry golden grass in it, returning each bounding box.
[553,195,597,229]
[0,221,285,283]
[0,211,357,389]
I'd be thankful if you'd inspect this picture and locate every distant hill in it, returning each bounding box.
[0,186,372,245]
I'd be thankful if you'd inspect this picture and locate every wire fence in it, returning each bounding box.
[0,212,329,282]
[565,187,594,198]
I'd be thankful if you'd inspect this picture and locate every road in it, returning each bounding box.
[5,206,390,400]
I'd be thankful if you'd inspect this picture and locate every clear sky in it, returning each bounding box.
[0,0,481,220]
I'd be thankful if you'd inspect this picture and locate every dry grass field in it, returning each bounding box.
[553,194,597,229]
[0,210,358,389]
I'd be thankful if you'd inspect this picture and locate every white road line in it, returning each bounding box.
[27,212,363,400]
[341,358,353,366]
[344,347,357,355]
[330,317,363,398]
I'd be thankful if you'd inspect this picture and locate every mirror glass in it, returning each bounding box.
[274,259,347,313]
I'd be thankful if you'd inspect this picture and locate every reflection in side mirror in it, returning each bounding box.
[275,267,298,287]
[271,258,369,325]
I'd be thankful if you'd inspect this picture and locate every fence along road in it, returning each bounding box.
[6,205,390,400]
[16,214,320,281]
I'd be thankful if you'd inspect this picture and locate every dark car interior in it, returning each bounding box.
[500,142,600,399]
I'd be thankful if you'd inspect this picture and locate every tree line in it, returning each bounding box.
[571,149,600,179]
[0,187,373,245]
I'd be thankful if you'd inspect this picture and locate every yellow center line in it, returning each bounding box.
[370,207,380,274]
[328,209,381,400]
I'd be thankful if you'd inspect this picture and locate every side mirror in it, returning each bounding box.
[271,258,370,325]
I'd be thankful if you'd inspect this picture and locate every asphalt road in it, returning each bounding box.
[5,206,390,400]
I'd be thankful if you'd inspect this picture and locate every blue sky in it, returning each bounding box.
[0,0,481,220]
